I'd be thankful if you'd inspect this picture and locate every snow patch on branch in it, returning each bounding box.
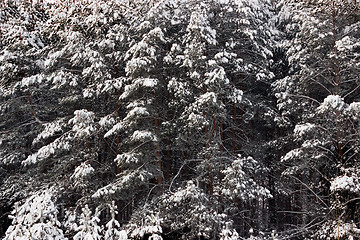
[69,109,96,138]
[71,162,94,180]
[330,174,360,193]
[21,74,45,87]
[115,153,139,165]
[347,102,360,120]
[317,95,346,113]
[33,118,66,145]
[23,137,71,165]
[130,214,163,240]
[104,122,123,138]
[294,123,316,138]
[221,156,272,200]
[281,149,302,162]
[229,88,243,104]
[131,130,157,142]
[120,78,158,100]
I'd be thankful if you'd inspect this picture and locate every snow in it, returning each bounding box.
[220,225,240,240]
[22,110,96,165]
[187,10,217,45]
[148,27,166,43]
[171,181,201,203]
[205,67,229,86]
[45,50,64,68]
[125,58,151,75]
[347,102,360,120]
[49,70,79,89]
[171,43,181,52]
[198,92,218,104]
[21,74,45,87]
[2,0,359,239]
[142,78,158,87]
[214,51,237,63]
[26,33,45,49]
[98,78,124,94]
[131,130,157,142]
[99,115,116,128]
[71,162,95,180]
[137,21,151,31]
[190,71,201,79]
[293,123,316,138]
[105,218,127,240]
[104,122,123,138]
[167,78,191,101]
[120,78,158,100]
[92,184,118,199]
[281,149,302,162]
[301,139,320,148]
[187,112,207,128]
[23,137,71,165]
[130,214,163,239]
[83,88,95,98]
[330,175,360,193]
[256,72,267,81]
[92,169,152,199]
[229,88,243,104]
[66,31,83,42]
[335,36,359,52]
[105,201,127,239]
[221,156,272,200]
[114,153,139,165]
[317,95,346,113]
[69,109,96,138]
[74,205,102,240]
[316,220,357,240]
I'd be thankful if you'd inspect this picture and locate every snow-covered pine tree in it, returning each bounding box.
[92,15,167,202]
[128,180,239,239]
[4,0,359,239]
[1,0,136,234]
[4,190,67,240]
[0,3,50,234]
[104,201,128,240]
[125,0,275,237]
[275,0,360,238]
[74,205,102,240]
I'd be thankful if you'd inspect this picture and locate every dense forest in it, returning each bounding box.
[0,0,360,239]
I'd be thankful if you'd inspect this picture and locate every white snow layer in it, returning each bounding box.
[330,175,360,193]
[71,162,95,180]
[317,95,346,113]
[294,123,316,138]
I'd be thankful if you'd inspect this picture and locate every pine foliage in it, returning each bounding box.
[1,0,360,239]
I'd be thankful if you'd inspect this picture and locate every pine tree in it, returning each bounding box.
[104,201,127,240]
[274,0,360,238]
[3,0,359,239]
[92,18,167,201]
[128,180,239,239]
[4,190,67,240]
[74,205,102,240]
[124,0,276,237]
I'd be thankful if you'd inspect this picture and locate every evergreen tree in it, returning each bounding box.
[4,190,67,240]
[2,0,359,239]
[104,201,127,240]
[274,0,360,238]
[74,205,102,240]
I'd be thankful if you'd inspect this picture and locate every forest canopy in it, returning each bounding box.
[0,0,360,239]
